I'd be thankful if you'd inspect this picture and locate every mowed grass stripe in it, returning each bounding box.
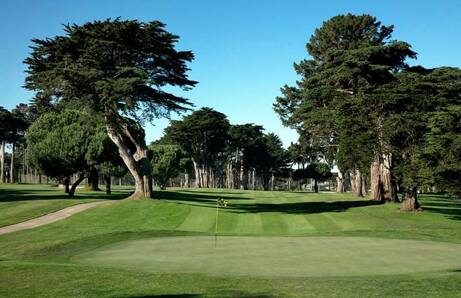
[274,194,317,234]
[303,213,342,232]
[260,212,289,234]
[228,211,264,234]
[321,212,359,231]
[175,205,216,232]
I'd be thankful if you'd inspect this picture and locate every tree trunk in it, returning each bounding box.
[69,172,85,197]
[10,143,15,183]
[336,169,344,193]
[86,167,100,191]
[240,160,246,190]
[0,141,5,183]
[370,154,398,202]
[370,159,382,201]
[361,178,368,196]
[104,175,111,194]
[271,174,275,191]
[400,188,421,212]
[59,177,70,193]
[314,179,318,193]
[192,159,200,188]
[107,124,152,199]
[354,169,363,197]
[184,172,190,188]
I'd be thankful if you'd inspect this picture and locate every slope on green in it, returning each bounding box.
[74,236,461,277]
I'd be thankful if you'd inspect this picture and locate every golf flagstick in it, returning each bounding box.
[215,198,228,248]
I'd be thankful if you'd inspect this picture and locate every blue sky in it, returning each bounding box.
[1,0,460,147]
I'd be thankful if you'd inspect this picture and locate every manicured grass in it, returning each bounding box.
[74,236,461,277]
[1,186,461,297]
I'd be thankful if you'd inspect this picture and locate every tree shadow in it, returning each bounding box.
[0,186,131,202]
[153,190,252,203]
[154,190,380,214]
[225,200,381,214]
[130,293,272,298]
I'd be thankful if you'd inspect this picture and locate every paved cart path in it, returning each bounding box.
[0,201,110,235]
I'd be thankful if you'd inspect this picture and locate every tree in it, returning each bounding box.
[0,107,10,182]
[162,108,230,188]
[292,162,332,192]
[0,106,28,183]
[259,133,289,190]
[410,105,461,203]
[228,124,266,189]
[27,110,116,196]
[24,19,196,199]
[274,13,416,201]
[149,144,183,190]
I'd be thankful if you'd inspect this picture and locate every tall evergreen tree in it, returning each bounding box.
[24,19,196,199]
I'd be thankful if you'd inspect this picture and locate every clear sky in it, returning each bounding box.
[1,0,460,147]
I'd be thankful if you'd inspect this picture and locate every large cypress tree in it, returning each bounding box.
[24,19,196,199]
[274,13,416,201]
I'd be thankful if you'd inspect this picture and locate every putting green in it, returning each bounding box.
[74,236,461,277]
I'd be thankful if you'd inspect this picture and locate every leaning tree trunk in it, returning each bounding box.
[106,124,152,199]
[69,172,85,197]
[400,187,421,212]
[192,159,201,188]
[9,143,15,183]
[336,169,344,193]
[104,175,111,194]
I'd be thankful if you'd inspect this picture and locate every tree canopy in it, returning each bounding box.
[24,18,196,198]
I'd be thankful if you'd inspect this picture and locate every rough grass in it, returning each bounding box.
[1,185,461,297]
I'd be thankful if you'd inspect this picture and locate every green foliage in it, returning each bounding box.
[26,110,114,180]
[24,19,196,123]
[229,124,266,170]
[292,162,332,182]
[0,106,28,144]
[163,107,230,166]
[149,144,184,189]
[274,13,416,175]
[414,105,461,195]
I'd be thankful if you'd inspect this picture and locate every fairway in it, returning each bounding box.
[2,187,461,297]
[75,236,461,277]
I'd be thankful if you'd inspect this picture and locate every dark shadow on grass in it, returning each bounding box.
[154,190,380,214]
[224,200,381,214]
[129,295,201,298]
[153,190,252,203]
[129,293,272,298]
[0,186,131,202]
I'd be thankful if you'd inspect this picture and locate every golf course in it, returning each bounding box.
[1,184,461,297]
[1,6,461,296]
